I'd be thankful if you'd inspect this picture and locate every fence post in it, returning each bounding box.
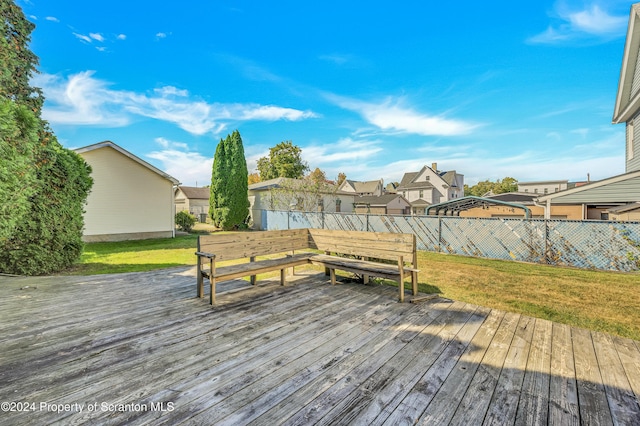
[438,216,442,253]
[544,219,549,264]
[322,212,325,229]
[366,215,370,232]
[287,210,290,230]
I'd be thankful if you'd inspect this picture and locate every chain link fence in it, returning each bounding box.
[259,210,640,272]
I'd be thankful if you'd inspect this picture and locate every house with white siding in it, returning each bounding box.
[396,163,464,215]
[338,179,384,196]
[175,186,210,222]
[75,141,180,242]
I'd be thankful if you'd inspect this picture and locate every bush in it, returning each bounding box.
[176,211,197,232]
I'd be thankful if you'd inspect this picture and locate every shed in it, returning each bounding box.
[75,141,180,242]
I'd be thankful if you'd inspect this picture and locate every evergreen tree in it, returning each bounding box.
[209,136,227,227]
[0,1,92,275]
[209,130,249,230]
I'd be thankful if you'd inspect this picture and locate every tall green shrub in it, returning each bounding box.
[0,99,38,241]
[0,1,93,275]
[209,130,249,230]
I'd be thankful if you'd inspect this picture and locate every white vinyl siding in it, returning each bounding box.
[630,119,640,172]
[81,147,175,238]
[632,46,640,99]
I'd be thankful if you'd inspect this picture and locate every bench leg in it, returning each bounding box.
[280,269,286,286]
[330,268,336,285]
[210,278,216,305]
[250,256,256,285]
[398,280,404,303]
[412,271,418,296]
[197,273,204,298]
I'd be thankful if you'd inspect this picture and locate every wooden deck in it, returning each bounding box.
[1,268,640,425]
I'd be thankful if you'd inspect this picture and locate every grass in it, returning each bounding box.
[65,233,640,340]
[66,234,200,275]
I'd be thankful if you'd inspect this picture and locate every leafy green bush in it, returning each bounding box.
[175,211,197,232]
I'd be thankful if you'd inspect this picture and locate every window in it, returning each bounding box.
[544,188,548,194]
[419,190,423,198]
[534,189,538,194]
[335,199,341,213]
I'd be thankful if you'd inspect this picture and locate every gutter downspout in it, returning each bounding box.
[533,198,549,219]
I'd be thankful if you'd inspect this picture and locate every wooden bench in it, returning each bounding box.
[307,228,418,302]
[195,228,419,304]
[196,229,312,304]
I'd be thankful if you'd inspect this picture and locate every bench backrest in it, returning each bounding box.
[197,229,310,261]
[308,228,416,264]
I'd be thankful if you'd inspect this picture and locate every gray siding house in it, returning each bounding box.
[613,2,640,173]
[538,4,640,220]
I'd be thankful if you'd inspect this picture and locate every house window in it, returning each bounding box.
[335,199,341,212]
[534,189,538,194]
[419,190,423,198]
[317,199,324,212]
[544,188,548,194]
[524,189,528,193]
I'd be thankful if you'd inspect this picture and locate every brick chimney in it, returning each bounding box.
[431,162,438,171]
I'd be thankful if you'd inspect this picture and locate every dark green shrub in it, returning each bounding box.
[176,211,196,232]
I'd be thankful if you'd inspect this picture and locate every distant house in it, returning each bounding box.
[75,141,180,242]
[248,177,355,229]
[517,180,568,195]
[353,194,411,215]
[396,163,464,215]
[339,179,384,196]
[175,186,210,221]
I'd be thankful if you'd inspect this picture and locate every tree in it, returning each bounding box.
[0,1,93,275]
[336,172,347,186]
[248,172,261,185]
[308,167,326,185]
[465,177,519,197]
[209,130,249,230]
[257,141,309,180]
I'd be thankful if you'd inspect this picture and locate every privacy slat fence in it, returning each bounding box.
[259,210,640,272]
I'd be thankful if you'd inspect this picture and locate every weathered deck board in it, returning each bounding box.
[1,268,640,425]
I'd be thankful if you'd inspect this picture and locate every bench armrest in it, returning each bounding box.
[195,251,216,259]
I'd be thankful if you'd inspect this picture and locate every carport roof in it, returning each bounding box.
[426,196,531,218]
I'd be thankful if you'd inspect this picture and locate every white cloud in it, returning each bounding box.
[328,94,479,136]
[33,71,130,126]
[117,34,127,40]
[528,2,627,44]
[73,33,92,43]
[303,138,382,164]
[89,33,105,42]
[45,16,59,22]
[156,32,167,39]
[147,148,213,187]
[34,71,317,135]
[239,105,317,121]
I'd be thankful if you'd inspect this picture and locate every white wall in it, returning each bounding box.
[80,147,175,241]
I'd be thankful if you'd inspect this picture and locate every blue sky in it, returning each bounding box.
[19,0,634,186]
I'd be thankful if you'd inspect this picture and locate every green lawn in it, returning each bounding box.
[66,233,640,340]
